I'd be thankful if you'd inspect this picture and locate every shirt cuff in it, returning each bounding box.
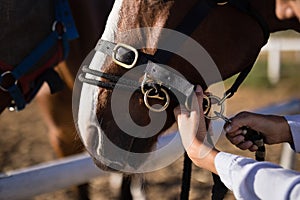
[214,152,240,190]
[284,115,300,153]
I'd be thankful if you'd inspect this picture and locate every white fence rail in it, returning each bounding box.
[0,153,107,200]
[261,36,300,84]
[1,99,300,199]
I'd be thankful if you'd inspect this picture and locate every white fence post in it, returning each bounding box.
[261,37,300,85]
[267,49,281,85]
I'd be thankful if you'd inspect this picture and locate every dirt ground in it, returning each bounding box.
[1,62,300,200]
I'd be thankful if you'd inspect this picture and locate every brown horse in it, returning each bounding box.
[0,0,114,199]
[75,0,300,197]
[77,0,300,169]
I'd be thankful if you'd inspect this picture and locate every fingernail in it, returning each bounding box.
[225,125,232,132]
[195,85,202,93]
[252,145,258,151]
[285,7,294,18]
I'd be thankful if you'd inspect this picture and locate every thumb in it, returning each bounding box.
[193,85,204,110]
[225,111,255,135]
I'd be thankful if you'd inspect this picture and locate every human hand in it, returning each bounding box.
[174,85,219,174]
[224,112,292,152]
[276,0,300,21]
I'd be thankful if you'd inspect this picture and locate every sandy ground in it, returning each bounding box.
[1,72,300,200]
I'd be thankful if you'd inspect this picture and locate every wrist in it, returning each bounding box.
[188,146,219,174]
[280,116,293,144]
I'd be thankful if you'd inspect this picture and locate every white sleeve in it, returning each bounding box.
[284,115,300,153]
[215,152,300,200]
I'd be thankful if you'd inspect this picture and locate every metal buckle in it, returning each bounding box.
[0,71,18,92]
[112,43,138,69]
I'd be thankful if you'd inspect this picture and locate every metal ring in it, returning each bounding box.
[144,88,170,112]
[52,21,66,40]
[52,21,66,32]
[184,93,211,114]
[202,95,211,115]
[204,94,225,120]
[141,74,152,95]
[218,92,232,105]
[0,71,18,92]
[184,95,192,111]
[217,1,228,6]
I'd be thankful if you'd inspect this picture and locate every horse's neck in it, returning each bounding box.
[118,0,173,30]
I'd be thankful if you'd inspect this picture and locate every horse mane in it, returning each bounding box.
[119,0,172,29]
[117,0,174,55]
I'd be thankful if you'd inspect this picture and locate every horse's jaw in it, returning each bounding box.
[78,105,179,173]
[77,83,153,172]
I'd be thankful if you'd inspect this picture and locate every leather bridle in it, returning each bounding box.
[79,0,270,115]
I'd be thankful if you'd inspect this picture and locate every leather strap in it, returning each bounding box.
[96,40,116,56]
[144,62,194,99]
[92,40,195,100]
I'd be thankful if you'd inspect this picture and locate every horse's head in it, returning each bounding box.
[74,0,300,173]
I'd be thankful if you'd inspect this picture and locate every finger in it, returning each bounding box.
[190,85,204,112]
[188,85,208,136]
[173,106,181,118]
[226,129,243,137]
[195,85,203,95]
[193,86,207,124]
[226,134,245,145]
[225,112,256,133]
[174,106,190,119]
[249,145,258,152]
[236,140,253,150]
[195,85,204,106]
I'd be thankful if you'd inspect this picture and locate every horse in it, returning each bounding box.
[75,0,300,198]
[0,0,117,199]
